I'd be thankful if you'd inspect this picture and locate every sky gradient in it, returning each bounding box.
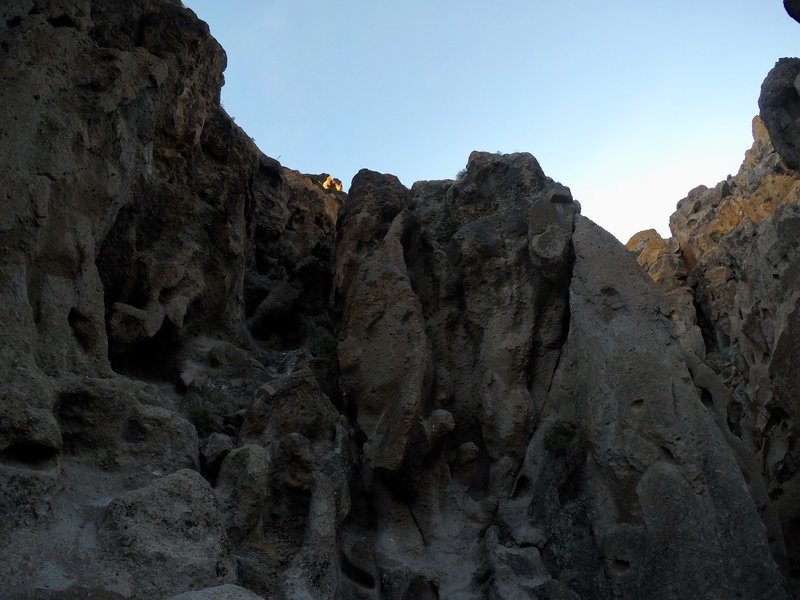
[183,0,797,242]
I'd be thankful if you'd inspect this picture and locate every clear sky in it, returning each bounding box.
[182,0,797,242]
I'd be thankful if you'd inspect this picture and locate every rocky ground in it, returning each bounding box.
[1,1,800,598]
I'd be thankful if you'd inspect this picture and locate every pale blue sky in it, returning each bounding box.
[183,0,797,242]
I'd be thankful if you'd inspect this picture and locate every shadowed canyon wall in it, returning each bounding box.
[1,1,799,598]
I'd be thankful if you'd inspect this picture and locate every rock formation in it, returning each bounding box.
[0,0,798,598]
[785,0,800,24]
[627,5,800,590]
[759,58,800,173]
[1,1,343,596]
[627,115,800,592]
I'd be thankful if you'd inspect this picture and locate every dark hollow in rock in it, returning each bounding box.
[0,442,60,471]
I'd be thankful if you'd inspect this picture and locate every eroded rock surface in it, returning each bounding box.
[0,0,797,598]
[330,152,785,598]
[0,1,344,597]
[629,58,800,595]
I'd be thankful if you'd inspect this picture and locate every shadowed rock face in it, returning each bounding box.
[0,1,344,598]
[760,58,800,173]
[0,1,796,599]
[786,0,800,24]
[333,156,786,599]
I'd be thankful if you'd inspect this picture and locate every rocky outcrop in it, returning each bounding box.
[786,0,800,24]
[1,0,797,599]
[628,88,800,595]
[760,58,800,173]
[0,1,343,597]
[332,153,787,598]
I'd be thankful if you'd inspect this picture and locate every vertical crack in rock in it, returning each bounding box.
[543,220,577,396]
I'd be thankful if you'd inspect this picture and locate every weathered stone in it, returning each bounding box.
[626,229,706,357]
[485,525,550,597]
[545,183,573,204]
[54,377,199,473]
[102,469,235,596]
[760,58,800,172]
[332,149,789,598]
[214,444,270,544]
[240,367,341,453]
[167,585,266,600]
[0,1,343,596]
[2,0,798,597]
[630,108,800,592]
[107,302,165,351]
[541,217,787,599]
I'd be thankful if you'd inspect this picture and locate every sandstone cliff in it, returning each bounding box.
[0,1,796,599]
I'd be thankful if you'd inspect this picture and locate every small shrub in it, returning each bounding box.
[544,421,577,457]
[456,167,468,179]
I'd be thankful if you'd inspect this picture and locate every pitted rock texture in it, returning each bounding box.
[331,154,786,599]
[1,1,345,598]
[0,0,796,599]
[102,469,236,596]
[628,113,800,593]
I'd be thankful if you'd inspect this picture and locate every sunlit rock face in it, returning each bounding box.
[0,1,343,597]
[321,174,345,192]
[760,58,800,174]
[0,0,796,599]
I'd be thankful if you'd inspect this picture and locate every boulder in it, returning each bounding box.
[760,58,800,172]
[214,444,270,544]
[102,469,235,596]
[785,0,800,24]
